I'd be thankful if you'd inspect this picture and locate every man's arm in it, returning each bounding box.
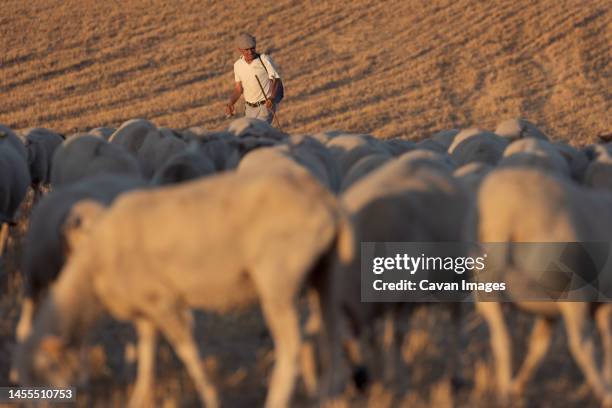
[264,78,281,110]
[226,82,243,116]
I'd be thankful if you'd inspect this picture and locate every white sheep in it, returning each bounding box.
[495,118,549,141]
[193,132,242,172]
[382,138,416,157]
[109,119,159,156]
[51,136,142,188]
[238,133,340,193]
[553,141,590,180]
[414,138,448,153]
[430,129,460,150]
[448,128,508,166]
[151,145,216,186]
[584,154,612,192]
[339,153,392,192]
[499,138,571,177]
[15,170,353,408]
[0,125,31,254]
[453,162,493,194]
[477,167,612,405]
[136,128,187,179]
[14,174,147,345]
[336,155,474,385]
[227,117,288,141]
[326,134,391,192]
[88,127,116,141]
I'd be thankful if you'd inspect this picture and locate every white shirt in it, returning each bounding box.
[233,54,281,104]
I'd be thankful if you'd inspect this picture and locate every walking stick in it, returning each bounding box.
[255,75,283,132]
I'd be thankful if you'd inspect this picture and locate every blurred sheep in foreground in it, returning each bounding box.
[335,153,474,387]
[477,167,612,405]
[14,175,147,345]
[16,170,353,408]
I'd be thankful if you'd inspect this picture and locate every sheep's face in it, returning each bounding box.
[30,336,79,388]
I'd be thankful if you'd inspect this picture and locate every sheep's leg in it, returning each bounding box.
[317,278,346,405]
[595,304,612,385]
[9,296,34,383]
[155,308,218,408]
[476,301,512,400]
[301,289,321,397]
[0,222,9,256]
[128,319,157,408]
[15,297,34,342]
[343,335,370,391]
[448,303,466,389]
[510,317,553,395]
[381,308,398,385]
[260,298,301,408]
[560,302,611,404]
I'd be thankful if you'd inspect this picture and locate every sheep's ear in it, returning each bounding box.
[40,336,64,356]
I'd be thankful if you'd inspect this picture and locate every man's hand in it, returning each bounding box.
[225,102,235,117]
[265,99,273,111]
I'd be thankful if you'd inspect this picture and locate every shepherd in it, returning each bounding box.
[225,32,284,126]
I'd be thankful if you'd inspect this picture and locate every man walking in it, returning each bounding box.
[225,32,282,124]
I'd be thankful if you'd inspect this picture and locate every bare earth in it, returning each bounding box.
[0,1,611,407]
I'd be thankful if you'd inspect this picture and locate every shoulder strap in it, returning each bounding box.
[257,55,270,76]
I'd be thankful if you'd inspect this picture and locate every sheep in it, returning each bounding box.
[0,125,30,255]
[88,127,116,141]
[151,145,216,186]
[15,169,353,408]
[14,174,147,345]
[227,117,288,142]
[136,128,187,179]
[430,129,460,150]
[109,119,159,156]
[498,138,571,177]
[382,138,416,157]
[583,143,612,161]
[584,154,612,192]
[396,149,456,175]
[326,134,391,192]
[553,141,590,181]
[495,118,549,141]
[21,128,65,199]
[448,128,508,166]
[238,143,334,192]
[335,155,474,387]
[453,162,493,194]
[193,133,242,172]
[51,136,142,188]
[339,153,392,192]
[415,138,448,153]
[476,167,612,405]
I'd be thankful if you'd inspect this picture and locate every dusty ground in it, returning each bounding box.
[0,1,610,407]
[0,0,609,143]
[0,195,605,407]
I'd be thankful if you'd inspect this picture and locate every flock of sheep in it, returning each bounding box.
[2,116,612,407]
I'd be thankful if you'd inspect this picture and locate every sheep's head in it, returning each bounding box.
[62,200,106,254]
[14,335,80,388]
[34,336,80,387]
